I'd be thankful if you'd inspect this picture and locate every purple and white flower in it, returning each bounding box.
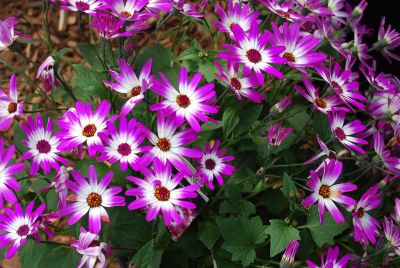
[266,122,292,146]
[37,56,59,93]
[0,74,23,131]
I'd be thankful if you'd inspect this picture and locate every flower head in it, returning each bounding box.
[383,217,400,255]
[150,66,218,132]
[260,0,310,22]
[0,201,45,259]
[21,115,68,175]
[57,100,112,157]
[71,227,110,268]
[304,134,337,165]
[373,131,400,174]
[0,16,21,51]
[377,17,400,63]
[306,246,350,268]
[126,159,200,226]
[266,122,292,146]
[218,21,286,84]
[97,116,150,171]
[393,198,400,223]
[61,0,105,15]
[360,61,397,93]
[273,96,292,113]
[0,74,23,131]
[146,0,173,13]
[61,165,125,233]
[90,13,133,40]
[104,58,153,116]
[327,0,349,27]
[40,166,71,210]
[0,138,24,208]
[104,0,152,21]
[195,140,235,190]
[302,160,357,224]
[37,56,59,93]
[328,111,368,154]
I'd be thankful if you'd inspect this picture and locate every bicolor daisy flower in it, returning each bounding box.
[373,132,400,174]
[37,56,59,93]
[146,0,173,13]
[294,76,348,114]
[327,0,349,27]
[382,217,400,256]
[377,17,400,63]
[61,165,125,233]
[0,201,45,259]
[126,159,200,226]
[218,21,286,84]
[273,96,292,113]
[140,112,202,175]
[40,166,70,211]
[0,74,23,131]
[269,22,326,71]
[360,61,397,93]
[71,227,110,268]
[295,0,333,17]
[260,0,310,22]
[21,115,68,176]
[306,246,350,268]
[368,92,399,119]
[104,58,153,116]
[214,61,264,103]
[0,16,21,51]
[89,13,133,40]
[61,0,104,15]
[266,122,292,146]
[195,140,235,190]
[328,111,368,154]
[302,160,357,224]
[0,138,24,208]
[316,62,366,111]
[104,0,152,21]
[347,184,381,245]
[57,100,112,157]
[150,66,218,132]
[97,116,151,171]
[214,0,260,39]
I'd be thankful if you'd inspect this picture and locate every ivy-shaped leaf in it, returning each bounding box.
[265,219,300,257]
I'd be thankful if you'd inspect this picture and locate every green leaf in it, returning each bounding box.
[198,59,219,82]
[38,246,81,268]
[306,205,349,247]
[265,219,300,257]
[19,239,54,268]
[219,199,256,216]
[201,121,222,132]
[313,112,332,142]
[222,107,239,138]
[131,240,155,268]
[216,217,268,267]
[236,105,263,135]
[281,173,297,200]
[134,44,173,74]
[76,43,116,71]
[176,47,201,61]
[198,221,220,250]
[72,64,108,100]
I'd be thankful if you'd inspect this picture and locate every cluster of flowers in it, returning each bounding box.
[0,0,399,267]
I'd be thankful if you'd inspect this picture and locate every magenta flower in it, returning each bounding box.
[61,165,125,233]
[97,116,151,171]
[0,74,23,131]
[214,0,260,39]
[104,0,152,21]
[368,92,399,119]
[280,240,299,268]
[373,132,400,174]
[71,227,110,268]
[150,66,218,132]
[393,198,400,223]
[294,76,348,114]
[302,160,357,224]
[146,0,173,13]
[0,16,22,51]
[21,115,68,175]
[352,26,371,62]
[266,122,292,146]
[347,184,381,245]
[140,112,202,175]
[218,21,286,84]
[304,134,337,165]
[377,17,400,63]
[0,138,24,208]
[295,0,333,17]
[40,166,71,211]
[328,111,368,154]
[214,61,264,103]
[0,201,45,259]
[316,62,366,111]
[273,96,292,113]
[306,246,350,268]
[61,0,105,15]
[195,140,235,190]
[104,58,153,116]
[174,0,205,19]
[269,22,326,71]
[37,56,59,93]
[260,0,310,22]
[57,100,112,157]
[327,0,349,27]
[383,217,400,256]
[89,13,133,40]
[126,158,200,226]
[360,62,397,93]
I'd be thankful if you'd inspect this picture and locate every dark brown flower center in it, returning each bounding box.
[7,102,17,114]
[131,86,141,97]
[335,127,346,141]
[283,52,296,62]
[319,184,331,198]
[205,159,216,170]
[284,12,291,18]
[246,49,262,63]
[82,124,97,137]
[230,78,242,90]
[17,224,30,236]
[176,94,191,108]
[87,192,102,207]
[356,207,364,218]
[154,186,170,201]
[76,2,90,11]
[315,98,327,109]
[328,151,336,159]
[331,81,343,94]
[121,10,132,17]
[88,240,101,247]
[117,143,131,156]
[157,138,171,152]
[36,140,51,154]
